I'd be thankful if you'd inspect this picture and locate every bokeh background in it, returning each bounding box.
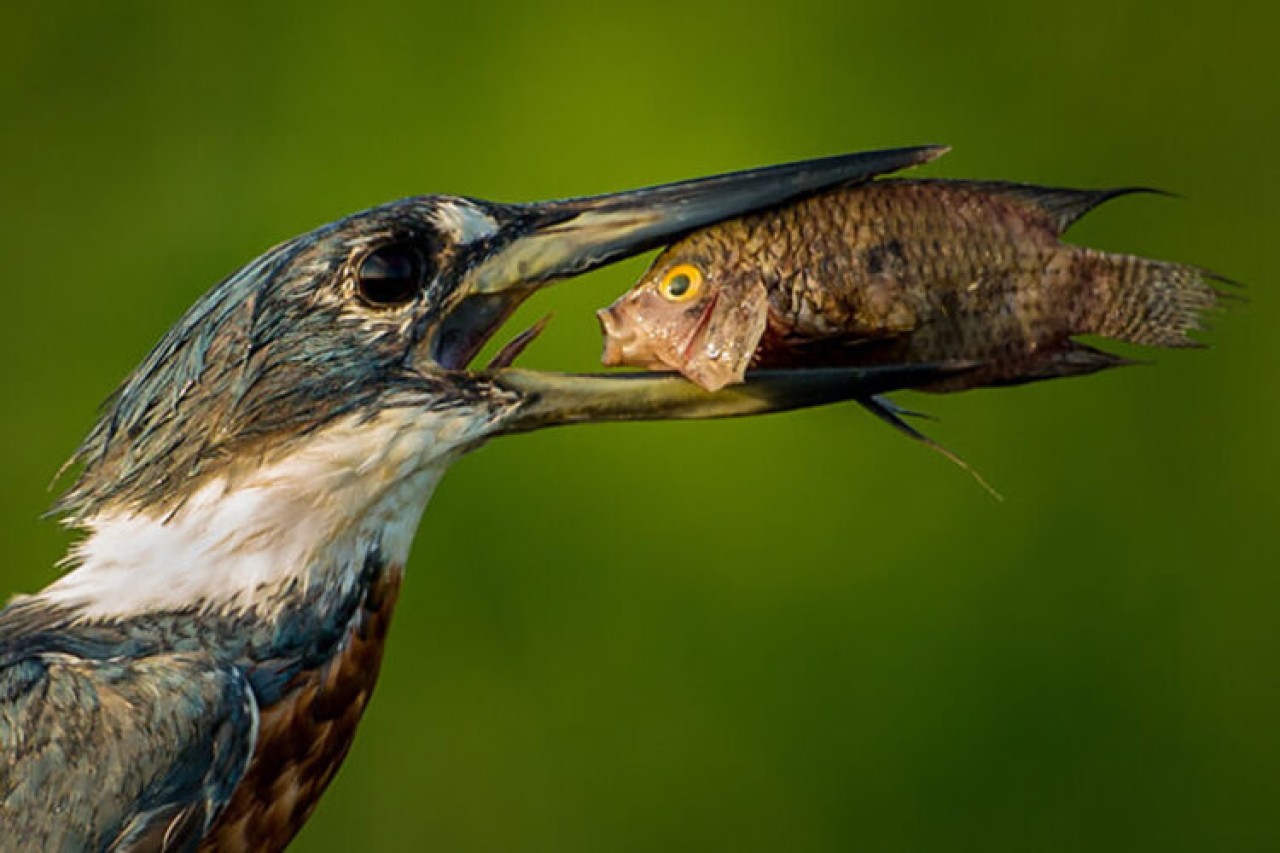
[3,2,1277,850]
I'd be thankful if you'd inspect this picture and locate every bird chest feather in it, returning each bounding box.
[201,567,402,852]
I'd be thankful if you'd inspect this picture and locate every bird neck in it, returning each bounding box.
[39,407,473,627]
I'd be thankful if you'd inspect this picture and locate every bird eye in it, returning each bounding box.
[355,244,426,308]
[658,264,704,302]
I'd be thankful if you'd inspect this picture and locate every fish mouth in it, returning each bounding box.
[596,305,630,367]
[595,304,666,370]
[427,147,962,426]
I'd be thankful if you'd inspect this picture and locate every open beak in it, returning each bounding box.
[434,146,960,428]
[490,364,970,434]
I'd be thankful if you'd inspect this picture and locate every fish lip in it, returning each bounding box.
[595,303,676,371]
[596,306,631,366]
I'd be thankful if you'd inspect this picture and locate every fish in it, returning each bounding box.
[597,179,1222,395]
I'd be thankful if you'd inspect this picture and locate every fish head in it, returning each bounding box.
[598,242,770,392]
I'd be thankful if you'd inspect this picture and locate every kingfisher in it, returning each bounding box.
[0,147,958,851]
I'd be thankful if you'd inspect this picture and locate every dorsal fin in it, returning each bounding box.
[890,180,1170,234]
[965,182,1170,234]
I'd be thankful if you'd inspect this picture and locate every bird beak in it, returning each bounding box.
[435,145,961,427]
[465,145,947,295]
[489,363,972,434]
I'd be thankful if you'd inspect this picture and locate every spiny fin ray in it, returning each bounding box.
[858,395,1002,500]
[905,180,1169,234]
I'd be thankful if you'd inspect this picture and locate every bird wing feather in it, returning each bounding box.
[0,649,257,851]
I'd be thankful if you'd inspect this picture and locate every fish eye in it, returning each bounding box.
[355,243,426,308]
[658,264,704,302]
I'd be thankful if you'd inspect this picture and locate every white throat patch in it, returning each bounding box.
[40,406,493,620]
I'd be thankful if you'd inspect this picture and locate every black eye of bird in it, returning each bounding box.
[355,244,426,308]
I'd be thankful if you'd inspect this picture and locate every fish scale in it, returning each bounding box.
[599,178,1219,396]
[595,176,1221,492]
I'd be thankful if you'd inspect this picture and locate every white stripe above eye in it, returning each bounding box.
[430,199,499,244]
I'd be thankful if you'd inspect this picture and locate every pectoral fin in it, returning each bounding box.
[858,395,1002,500]
[681,283,770,392]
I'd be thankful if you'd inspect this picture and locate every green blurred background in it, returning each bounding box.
[2,2,1277,850]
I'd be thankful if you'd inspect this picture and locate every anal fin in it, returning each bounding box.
[921,340,1134,393]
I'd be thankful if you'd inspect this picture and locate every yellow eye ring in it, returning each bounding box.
[658,264,704,302]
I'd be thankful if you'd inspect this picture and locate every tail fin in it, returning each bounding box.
[1084,252,1221,347]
